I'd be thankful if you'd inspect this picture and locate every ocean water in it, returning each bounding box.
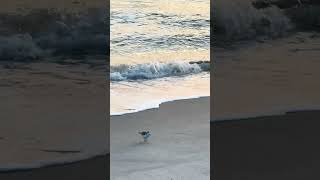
[110,0,210,115]
[0,7,107,60]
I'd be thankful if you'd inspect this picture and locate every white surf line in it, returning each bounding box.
[111,96,209,116]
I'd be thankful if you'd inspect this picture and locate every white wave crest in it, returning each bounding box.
[110,61,209,81]
[213,0,292,41]
[0,8,107,61]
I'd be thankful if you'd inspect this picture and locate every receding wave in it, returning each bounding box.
[110,61,210,81]
[0,8,108,61]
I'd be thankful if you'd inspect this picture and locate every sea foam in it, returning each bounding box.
[0,8,108,61]
[110,61,210,81]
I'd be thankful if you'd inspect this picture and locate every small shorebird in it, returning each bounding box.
[138,131,151,143]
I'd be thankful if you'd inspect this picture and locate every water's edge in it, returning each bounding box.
[0,97,208,172]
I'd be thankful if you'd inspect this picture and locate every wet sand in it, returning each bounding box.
[111,97,210,180]
[213,32,320,120]
[0,155,109,180]
[212,110,320,180]
[212,32,320,179]
[0,61,108,171]
[0,0,110,178]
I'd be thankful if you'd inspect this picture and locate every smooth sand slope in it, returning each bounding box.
[111,97,210,180]
[0,62,108,170]
[213,32,320,120]
[212,32,320,179]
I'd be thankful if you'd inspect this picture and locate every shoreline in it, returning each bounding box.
[212,31,320,121]
[0,96,210,172]
[111,96,210,179]
[0,62,108,172]
[211,30,320,179]
[111,95,210,116]
[2,107,320,179]
[0,97,209,175]
[0,97,210,179]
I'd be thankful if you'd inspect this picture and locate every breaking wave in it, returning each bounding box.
[110,61,210,81]
[0,8,108,61]
[212,0,320,44]
[212,0,293,42]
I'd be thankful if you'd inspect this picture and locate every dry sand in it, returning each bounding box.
[111,97,210,180]
[0,61,109,170]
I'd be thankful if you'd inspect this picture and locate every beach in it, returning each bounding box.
[0,61,209,179]
[212,0,320,119]
[111,97,210,180]
[212,30,320,178]
[109,0,210,179]
[0,0,109,178]
[0,61,109,175]
[211,0,320,178]
[213,32,320,120]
